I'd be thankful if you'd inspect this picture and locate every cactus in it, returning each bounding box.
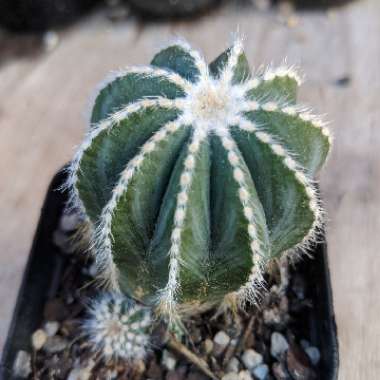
[67,39,331,319]
[83,293,152,360]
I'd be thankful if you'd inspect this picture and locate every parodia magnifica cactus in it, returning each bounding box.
[67,40,331,318]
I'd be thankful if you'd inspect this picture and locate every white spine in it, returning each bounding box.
[217,129,266,305]
[240,100,332,145]
[220,39,244,84]
[87,66,192,121]
[242,64,303,94]
[159,130,206,317]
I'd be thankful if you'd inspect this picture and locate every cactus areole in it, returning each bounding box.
[67,40,331,318]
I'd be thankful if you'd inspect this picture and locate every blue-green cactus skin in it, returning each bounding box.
[68,40,331,316]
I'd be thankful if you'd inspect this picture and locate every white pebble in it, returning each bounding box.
[270,332,289,359]
[213,330,231,348]
[32,329,47,350]
[161,349,177,371]
[241,349,263,370]
[67,367,92,380]
[238,370,253,380]
[305,346,321,366]
[44,321,60,337]
[222,373,239,380]
[226,357,240,373]
[252,364,269,380]
[12,350,31,378]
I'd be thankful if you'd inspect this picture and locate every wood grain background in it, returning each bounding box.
[0,0,379,377]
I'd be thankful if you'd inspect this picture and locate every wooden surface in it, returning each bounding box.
[0,0,379,378]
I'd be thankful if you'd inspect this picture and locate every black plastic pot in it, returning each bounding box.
[0,0,98,32]
[0,168,339,379]
[128,0,221,19]
[275,0,354,9]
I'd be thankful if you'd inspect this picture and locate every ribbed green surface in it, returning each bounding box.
[73,42,330,311]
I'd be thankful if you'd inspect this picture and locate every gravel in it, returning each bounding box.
[305,346,321,366]
[271,332,289,360]
[12,350,31,378]
[226,357,240,373]
[32,328,48,350]
[213,330,231,356]
[44,320,60,336]
[26,211,325,379]
[252,364,269,380]
[43,336,68,354]
[241,349,263,370]
[161,349,177,371]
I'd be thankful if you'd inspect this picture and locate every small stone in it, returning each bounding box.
[44,321,60,336]
[272,362,291,380]
[252,364,269,380]
[59,212,80,232]
[202,338,213,356]
[226,357,240,373]
[214,330,230,346]
[12,350,31,378]
[222,373,239,380]
[238,370,253,380]
[271,332,289,360]
[162,349,177,371]
[287,344,317,380]
[32,329,47,350]
[241,349,263,370]
[305,346,321,366]
[67,367,92,380]
[43,336,68,353]
[213,330,230,356]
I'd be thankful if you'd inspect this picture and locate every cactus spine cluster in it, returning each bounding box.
[83,293,152,360]
[67,39,331,320]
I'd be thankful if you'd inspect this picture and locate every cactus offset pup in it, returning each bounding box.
[83,293,151,360]
[67,40,331,319]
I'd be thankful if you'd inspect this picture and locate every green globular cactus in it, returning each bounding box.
[83,293,152,360]
[67,39,331,318]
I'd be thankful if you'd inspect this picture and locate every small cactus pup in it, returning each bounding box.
[83,293,152,361]
[67,39,331,320]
